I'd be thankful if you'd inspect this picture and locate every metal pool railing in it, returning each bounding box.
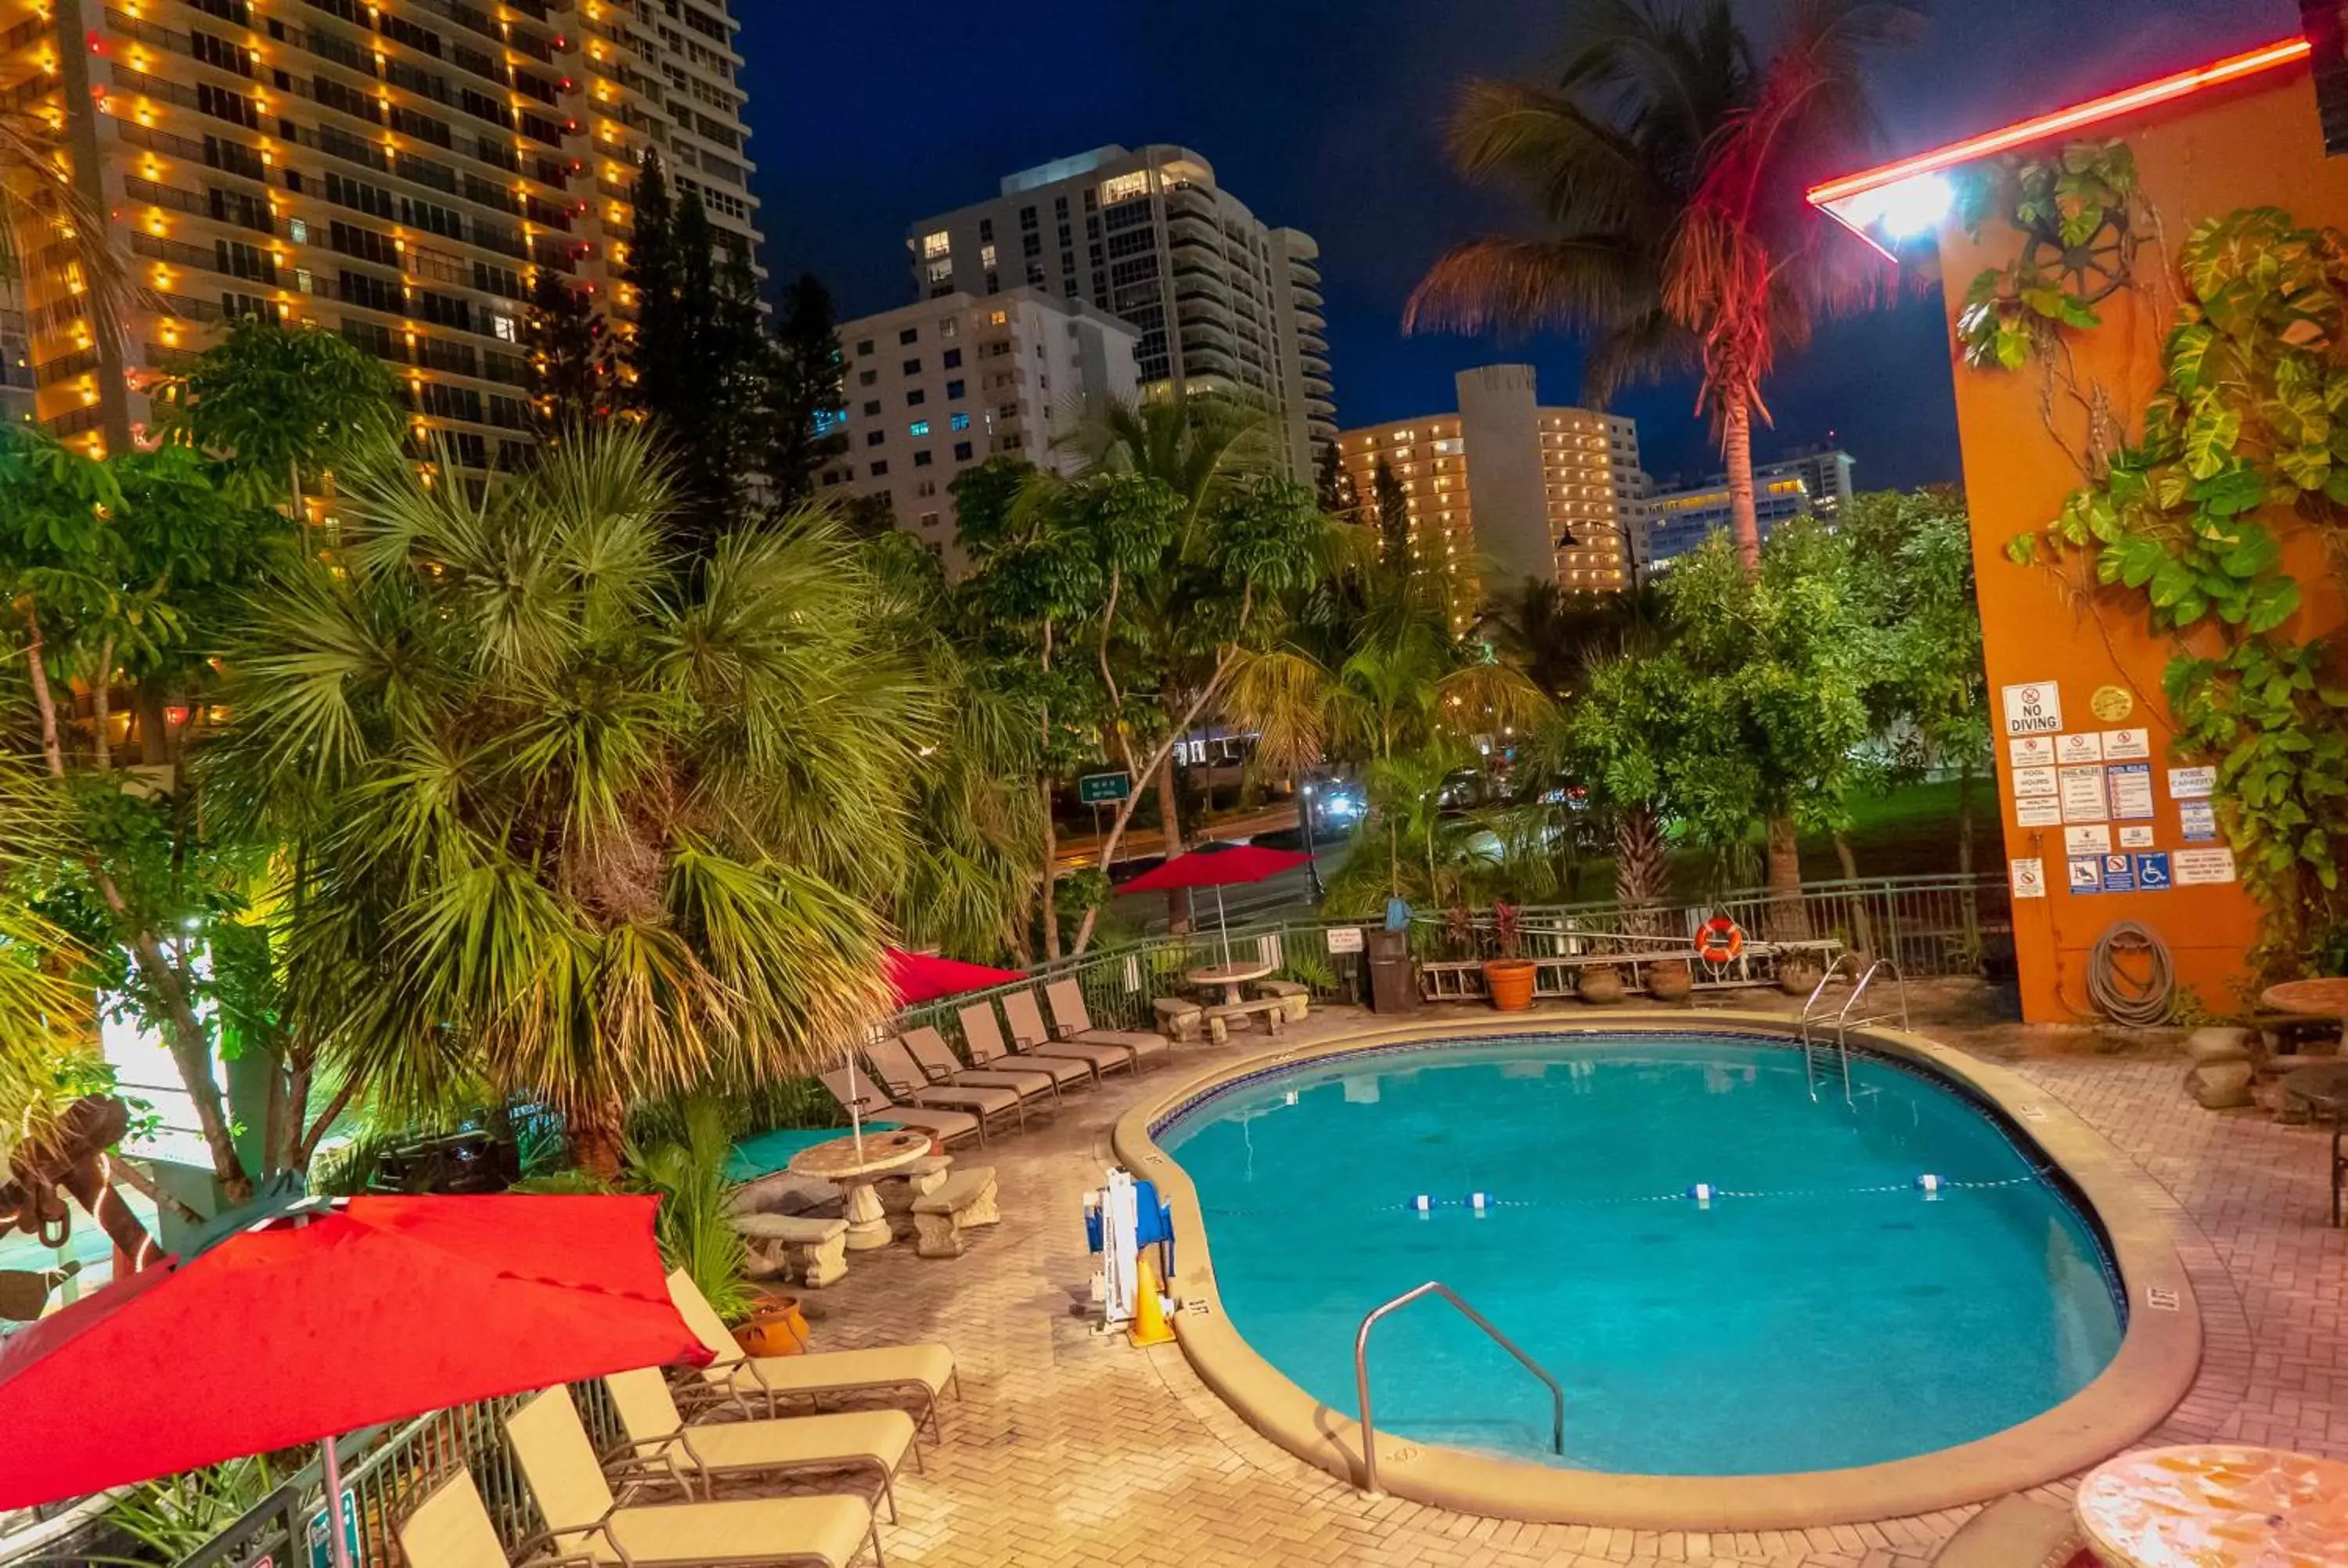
[1353,1281,1563,1495]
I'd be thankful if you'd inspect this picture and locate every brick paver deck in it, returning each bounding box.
[790,988,2345,1566]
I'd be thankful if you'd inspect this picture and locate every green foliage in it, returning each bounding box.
[97,1454,282,1566]
[1839,487,1991,781]
[1956,140,2138,371]
[523,268,619,437]
[153,317,402,509]
[2009,204,2348,969]
[628,1094,751,1324]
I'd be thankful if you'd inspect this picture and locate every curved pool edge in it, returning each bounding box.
[1110,1011,2203,1531]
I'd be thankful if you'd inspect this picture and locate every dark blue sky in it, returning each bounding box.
[737,0,2285,490]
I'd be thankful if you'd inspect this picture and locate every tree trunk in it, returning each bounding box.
[289,458,305,523]
[61,1157,158,1271]
[20,605,64,776]
[567,1095,628,1182]
[1038,775,1061,962]
[1763,813,1808,940]
[1722,397,1762,573]
[1615,805,1667,937]
[90,635,113,770]
[1832,827,1873,957]
[1154,753,1188,933]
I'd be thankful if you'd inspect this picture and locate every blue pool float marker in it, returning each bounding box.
[1687,1182,1715,1210]
[1470,1192,1488,1217]
[1412,1194,1431,1217]
[1917,1173,1943,1201]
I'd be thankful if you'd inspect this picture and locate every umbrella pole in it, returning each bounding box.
[322,1433,352,1568]
[1216,885,1230,967]
[848,1045,864,1161]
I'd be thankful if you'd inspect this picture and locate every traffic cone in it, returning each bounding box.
[1128,1250,1176,1347]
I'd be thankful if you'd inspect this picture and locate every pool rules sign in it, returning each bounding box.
[2001,680,2063,736]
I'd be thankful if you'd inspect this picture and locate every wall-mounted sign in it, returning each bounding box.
[2010,857,2046,898]
[2090,684,2137,721]
[2108,761,2155,820]
[2060,767,2110,822]
[2016,796,2064,827]
[2118,825,2155,849]
[2101,728,2152,761]
[2002,680,2063,735]
[2099,854,2137,893]
[2055,732,2105,765]
[2066,855,2105,893]
[2167,765,2216,799]
[2179,800,2218,842]
[2134,852,2173,890]
[2010,734,2057,768]
[2064,823,2113,856]
[2013,765,2058,797]
[2173,847,2238,886]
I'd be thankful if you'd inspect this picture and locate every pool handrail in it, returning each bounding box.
[1352,1280,1564,1495]
[1799,952,1866,1099]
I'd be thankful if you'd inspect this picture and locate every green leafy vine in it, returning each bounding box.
[2003,205,2348,972]
[1955,142,2141,371]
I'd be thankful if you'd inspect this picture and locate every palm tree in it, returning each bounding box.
[0,113,149,375]
[1406,0,1914,569]
[206,428,938,1178]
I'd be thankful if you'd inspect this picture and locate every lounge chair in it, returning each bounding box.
[956,1002,1093,1091]
[505,1386,884,1568]
[998,990,1142,1081]
[861,1037,1031,1135]
[398,1468,579,1568]
[1042,981,1171,1066]
[815,1066,981,1149]
[666,1268,960,1438]
[900,1024,1062,1105]
[604,1367,917,1521]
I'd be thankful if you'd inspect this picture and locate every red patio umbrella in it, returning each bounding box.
[0,1194,708,1564]
[1118,845,1311,964]
[884,946,1024,1006]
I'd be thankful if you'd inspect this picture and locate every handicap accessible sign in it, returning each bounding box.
[2133,851,2172,891]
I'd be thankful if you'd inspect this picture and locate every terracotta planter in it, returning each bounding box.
[1647,959,1693,1003]
[1482,958,1538,1012]
[1780,959,1824,997]
[1577,965,1625,1005]
[732,1294,809,1358]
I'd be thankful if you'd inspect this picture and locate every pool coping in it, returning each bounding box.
[1108,1011,2203,1531]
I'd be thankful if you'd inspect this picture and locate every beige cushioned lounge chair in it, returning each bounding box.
[998,990,1140,1080]
[955,1002,1093,1090]
[504,1386,882,1568]
[899,1025,1059,1104]
[603,1367,917,1521]
[813,1065,981,1148]
[861,1038,1028,1135]
[666,1268,960,1438]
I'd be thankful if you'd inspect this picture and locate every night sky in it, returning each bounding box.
[736,0,2286,491]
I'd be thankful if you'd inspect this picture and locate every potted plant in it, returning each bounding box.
[1482,902,1538,1011]
[1779,951,1826,996]
[1647,958,1694,1002]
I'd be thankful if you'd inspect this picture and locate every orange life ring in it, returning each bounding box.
[1696,915,1745,966]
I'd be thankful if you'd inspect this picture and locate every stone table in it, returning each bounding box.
[1188,960,1275,1006]
[2075,1444,2348,1568]
[786,1130,937,1252]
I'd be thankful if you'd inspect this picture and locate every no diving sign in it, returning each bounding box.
[2002,680,2062,736]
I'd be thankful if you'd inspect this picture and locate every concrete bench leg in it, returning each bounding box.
[789,1231,849,1288]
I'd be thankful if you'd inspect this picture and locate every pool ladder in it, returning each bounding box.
[1799,956,1910,1103]
[1352,1281,1564,1494]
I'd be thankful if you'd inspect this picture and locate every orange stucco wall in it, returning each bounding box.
[1935,71,2348,1022]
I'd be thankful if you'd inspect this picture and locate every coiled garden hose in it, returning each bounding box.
[2087,920,2176,1027]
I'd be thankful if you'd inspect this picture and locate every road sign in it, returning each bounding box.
[1077,771,1132,804]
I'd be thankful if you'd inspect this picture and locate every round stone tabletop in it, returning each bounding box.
[786,1129,934,1181]
[2075,1444,2348,1568]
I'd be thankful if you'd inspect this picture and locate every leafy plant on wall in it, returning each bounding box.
[1993,201,2348,973]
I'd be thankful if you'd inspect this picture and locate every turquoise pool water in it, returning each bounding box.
[1158,1034,2124,1476]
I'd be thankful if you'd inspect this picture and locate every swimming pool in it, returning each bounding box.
[1155,1031,2127,1480]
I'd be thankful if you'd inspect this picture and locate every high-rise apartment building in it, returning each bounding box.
[906,145,1334,480]
[1645,445,1857,566]
[14,0,759,478]
[818,287,1140,563]
[1338,367,1647,625]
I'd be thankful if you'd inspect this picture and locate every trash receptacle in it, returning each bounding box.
[1366,926,1420,1014]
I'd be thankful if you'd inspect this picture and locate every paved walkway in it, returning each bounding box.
[792,989,2346,1567]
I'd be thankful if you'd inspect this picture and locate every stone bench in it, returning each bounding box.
[1207,996,1287,1036]
[877,1156,954,1239]
[732,1213,850,1289]
[1154,996,1224,1045]
[1249,979,1309,1023]
[911,1167,1000,1260]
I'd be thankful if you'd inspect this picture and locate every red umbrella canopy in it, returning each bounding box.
[1118,844,1311,894]
[885,947,1024,1005]
[0,1194,707,1509]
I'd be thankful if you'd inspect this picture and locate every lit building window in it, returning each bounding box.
[921,231,951,258]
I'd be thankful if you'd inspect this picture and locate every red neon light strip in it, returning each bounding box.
[1807,35,2312,210]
